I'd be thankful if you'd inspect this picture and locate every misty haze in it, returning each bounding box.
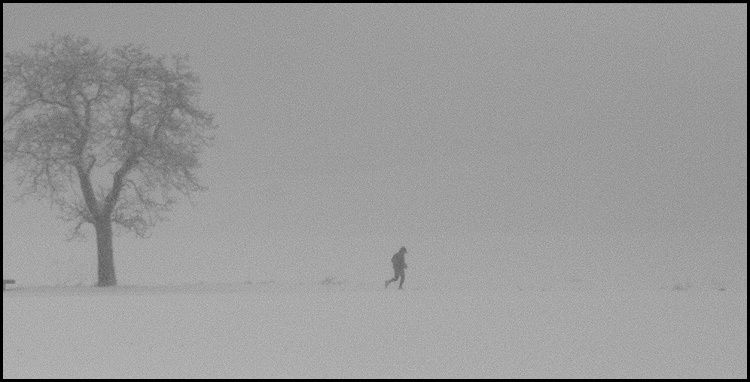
[3,4,746,379]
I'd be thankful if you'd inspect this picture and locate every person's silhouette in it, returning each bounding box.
[385,246,407,289]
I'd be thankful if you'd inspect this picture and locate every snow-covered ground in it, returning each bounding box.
[3,283,747,378]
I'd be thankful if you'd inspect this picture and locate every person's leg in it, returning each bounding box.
[386,268,398,288]
[398,268,405,289]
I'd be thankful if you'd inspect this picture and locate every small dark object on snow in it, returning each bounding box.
[385,247,407,290]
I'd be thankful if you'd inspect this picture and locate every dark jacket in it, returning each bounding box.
[391,251,406,269]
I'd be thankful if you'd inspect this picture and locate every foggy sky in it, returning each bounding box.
[3,4,747,289]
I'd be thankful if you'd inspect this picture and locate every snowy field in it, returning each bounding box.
[3,283,747,378]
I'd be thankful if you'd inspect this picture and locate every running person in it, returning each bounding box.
[385,246,407,289]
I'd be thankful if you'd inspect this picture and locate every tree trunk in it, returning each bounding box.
[94,217,117,287]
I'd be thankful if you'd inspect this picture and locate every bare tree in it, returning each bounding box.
[3,35,216,286]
